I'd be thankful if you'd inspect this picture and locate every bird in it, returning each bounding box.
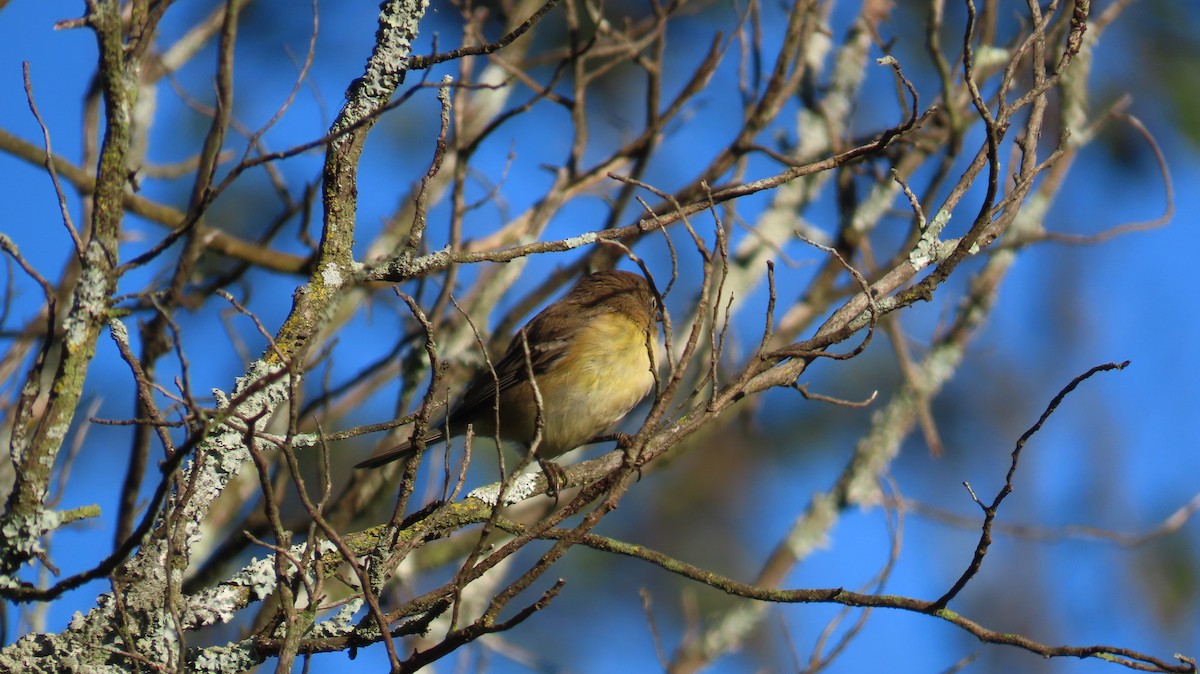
[355,270,659,479]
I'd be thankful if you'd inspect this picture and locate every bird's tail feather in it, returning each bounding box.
[354,429,445,469]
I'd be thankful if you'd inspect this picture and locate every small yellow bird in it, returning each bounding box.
[356,270,659,470]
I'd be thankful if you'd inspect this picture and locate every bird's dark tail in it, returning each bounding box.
[354,430,445,469]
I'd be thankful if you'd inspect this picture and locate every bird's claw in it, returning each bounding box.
[538,457,568,499]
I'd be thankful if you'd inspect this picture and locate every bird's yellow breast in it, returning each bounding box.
[526,312,655,456]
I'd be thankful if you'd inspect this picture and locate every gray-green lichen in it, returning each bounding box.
[190,640,258,673]
[468,470,543,506]
[182,539,338,629]
[0,507,65,572]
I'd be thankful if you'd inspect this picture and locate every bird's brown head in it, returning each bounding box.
[567,270,658,329]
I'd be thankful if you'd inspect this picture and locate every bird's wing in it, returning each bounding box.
[450,322,572,421]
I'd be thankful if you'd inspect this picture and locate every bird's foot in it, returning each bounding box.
[537,457,568,499]
[612,432,636,449]
[611,433,645,479]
